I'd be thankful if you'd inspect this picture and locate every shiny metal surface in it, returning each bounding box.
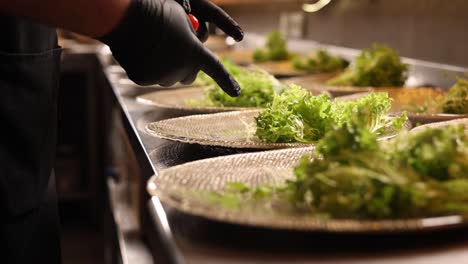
[148,197,185,264]
[107,178,153,264]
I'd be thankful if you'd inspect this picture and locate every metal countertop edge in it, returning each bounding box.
[96,51,185,264]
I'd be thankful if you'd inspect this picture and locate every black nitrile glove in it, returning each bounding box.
[100,0,243,97]
[179,0,244,43]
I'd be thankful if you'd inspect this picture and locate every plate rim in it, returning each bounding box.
[408,113,468,118]
[136,86,259,113]
[144,110,411,149]
[151,189,468,233]
[147,147,468,233]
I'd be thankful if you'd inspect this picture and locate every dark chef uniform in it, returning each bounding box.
[0,15,62,263]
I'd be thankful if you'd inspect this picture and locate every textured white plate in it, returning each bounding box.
[335,88,467,125]
[145,110,411,149]
[136,87,254,113]
[148,147,467,232]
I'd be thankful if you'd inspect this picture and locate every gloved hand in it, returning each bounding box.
[174,0,243,43]
[99,0,243,97]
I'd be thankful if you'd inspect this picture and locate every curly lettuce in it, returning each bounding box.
[326,44,408,87]
[191,60,280,107]
[385,125,468,180]
[399,78,468,115]
[288,124,468,219]
[292,50,349,73]
[441,78,468,114]
[253,31,290,62]
[255,86,334,143]
[255,85,406,143]
[332,92,408,136]
[221,123,468,219]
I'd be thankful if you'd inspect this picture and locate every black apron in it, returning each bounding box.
[0,15,61,263]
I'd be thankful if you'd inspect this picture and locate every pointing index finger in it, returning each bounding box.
[191,0,244,42]
[199,47,241,97]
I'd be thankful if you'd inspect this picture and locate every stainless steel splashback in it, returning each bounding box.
[223,0,468,67]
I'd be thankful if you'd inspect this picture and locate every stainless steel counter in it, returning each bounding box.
[96,34,468,264]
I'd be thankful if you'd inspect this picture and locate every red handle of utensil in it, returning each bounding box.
[188,14,199,31]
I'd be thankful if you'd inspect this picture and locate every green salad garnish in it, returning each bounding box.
[255,84,407,143]
[290,124,468,219]
[441,78,468,114]
[326,44,408,87]
[218,120,468,219]
[402,78,468,115]
[253,31,290,62]
[292,50,349,73]
[386,125,468,180]
[190,60,280,107]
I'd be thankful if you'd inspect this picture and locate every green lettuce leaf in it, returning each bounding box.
[292,50,349,73]
[326,44,408,87]
[441,78,468,114]
[253,31,290,62]
[191,60,280,107]
[255,85,406,143]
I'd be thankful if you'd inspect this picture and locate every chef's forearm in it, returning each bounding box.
[0,0,131,37]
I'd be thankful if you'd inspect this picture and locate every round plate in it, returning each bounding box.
[334,88,467,125]
[145,110,411,149]
[215,49,254,66]
[375,87,446,111]
[255,61,308,78]
[408,113,468,125]
[215,49,307,77]
[117,78,203,90]
[147,147,468,233]
[282,73,341,95]
[285,81,374,97]
[411,118,468,133]
[136,87,255,113]
[391,86,467,124]
[282,76,444,98]
[136,75,341,113]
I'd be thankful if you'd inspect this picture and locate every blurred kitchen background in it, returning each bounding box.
[223,0,468,67]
